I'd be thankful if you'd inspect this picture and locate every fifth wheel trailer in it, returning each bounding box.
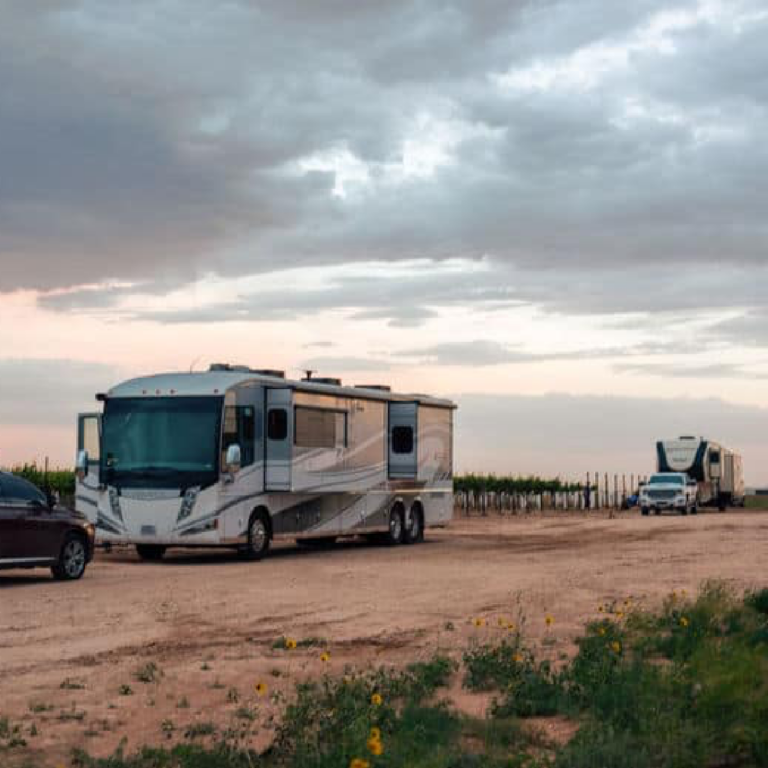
[74,365,454,560]
[656,437,744,509]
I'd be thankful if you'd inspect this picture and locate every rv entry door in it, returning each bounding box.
[265,388,292,491]
[388,402,417,479]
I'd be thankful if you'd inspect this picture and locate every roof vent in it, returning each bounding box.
[354,384,391,392]
[306,377,342,386]
[251,369,285,378]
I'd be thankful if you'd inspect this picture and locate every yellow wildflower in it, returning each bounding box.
[513,653,524,664]
[320,651,330,663]
[350,759,370,768]
[285,638,297,650]
[254,682,268,696]
[367,736,383,756]
[473,617,486,628]
[616,611,624,619]
[611,641,621,654]
[498,616,507,627]
[598,627,606,636]
[506,622,516,632]
[369,727,381,741]
[598,604,604,612]
[545,615,554,627]
[680,616,689,628]
[371,692,383,706]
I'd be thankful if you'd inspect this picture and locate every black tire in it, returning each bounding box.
[691,504,698,515]
[641,507,649,516]
[240,510,271,560]
[51,535,88,581]
[386,506,405,546]
[136,544,167,561]
[654,508,661,516]
[403,505,424,544]
[680,508,688,516]
[297,537,337,549]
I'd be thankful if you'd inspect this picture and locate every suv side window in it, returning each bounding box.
[1,475,45,506]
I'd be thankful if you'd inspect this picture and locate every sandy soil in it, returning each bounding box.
[1,508,767,766]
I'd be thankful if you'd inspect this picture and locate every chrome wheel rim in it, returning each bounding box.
[63,540,85,577]
[408,511,421,538]
[390,512,402,540]
[250,520,267,552]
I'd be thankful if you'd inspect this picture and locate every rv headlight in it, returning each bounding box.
[177,487,200,523]
[108,487,123,521]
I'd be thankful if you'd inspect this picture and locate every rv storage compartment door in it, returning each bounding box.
[388,402,417,479]
[265,389,292,491]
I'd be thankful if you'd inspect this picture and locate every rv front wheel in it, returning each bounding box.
[242,511,271,560]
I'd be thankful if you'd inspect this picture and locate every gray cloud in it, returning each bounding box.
[0,359,119,426]
[454,392,768,484]
[615,361,768,379]
[3,0,768,306]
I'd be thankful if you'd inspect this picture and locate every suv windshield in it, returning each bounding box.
[102,397,222,488]
[649,474,684,486]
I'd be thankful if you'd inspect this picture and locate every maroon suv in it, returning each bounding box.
[0,471,95,580]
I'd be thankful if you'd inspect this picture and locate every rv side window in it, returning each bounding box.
[391,426,414,454]
[222,406,256,467]
[267,408,288,441]
[294,407,346,449]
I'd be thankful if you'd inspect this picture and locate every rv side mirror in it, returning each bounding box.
[225,444,242,475]
[76,450,89,480]
[688,479,697,487]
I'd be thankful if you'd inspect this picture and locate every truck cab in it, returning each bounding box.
[639,472,698,516]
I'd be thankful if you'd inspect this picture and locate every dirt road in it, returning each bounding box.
[2,510,766,765]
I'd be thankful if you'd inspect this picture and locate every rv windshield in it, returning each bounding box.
[102,397,222,488]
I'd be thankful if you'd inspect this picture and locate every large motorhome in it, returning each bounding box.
[75,365,455,560]
[656,436,744,509]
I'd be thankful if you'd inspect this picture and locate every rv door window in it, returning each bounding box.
[391,426,414,454]
[267,408,288,441]
[82,417,101,461]
[294,407,346,449]
[222,406,256,467]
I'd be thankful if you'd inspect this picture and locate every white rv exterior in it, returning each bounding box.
[75,366,455,559]
[656,436,745,509]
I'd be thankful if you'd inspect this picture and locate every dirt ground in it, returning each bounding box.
[2,508,767,766]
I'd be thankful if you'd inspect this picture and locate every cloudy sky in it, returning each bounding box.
[1,0,767,483]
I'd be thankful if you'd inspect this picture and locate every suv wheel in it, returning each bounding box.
[51,535,87,581]
[136,544,167,561]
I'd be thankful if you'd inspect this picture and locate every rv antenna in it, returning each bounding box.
[303,369,315,380]
[189,356,201,373]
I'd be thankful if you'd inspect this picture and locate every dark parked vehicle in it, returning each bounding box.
[0,471,95,580]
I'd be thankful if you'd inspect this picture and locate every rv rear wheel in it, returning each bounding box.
[404,505,424,544]
[136,544,166,561]
[386,506,405,545]
[241,511,271,560]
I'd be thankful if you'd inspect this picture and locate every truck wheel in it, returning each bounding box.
[240,511,271,560]
[691,504,698,515]
[135,544,166,561]
[654,508,661,516]
[641,507,649,516]
[52,535,88,580]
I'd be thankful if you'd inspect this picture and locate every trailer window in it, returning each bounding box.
[294,407,346,449]
[267,408,288,441]
[391,426,414,454]
[222,406,256,467]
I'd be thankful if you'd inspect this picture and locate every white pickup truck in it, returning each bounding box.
[639,472,698,516]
